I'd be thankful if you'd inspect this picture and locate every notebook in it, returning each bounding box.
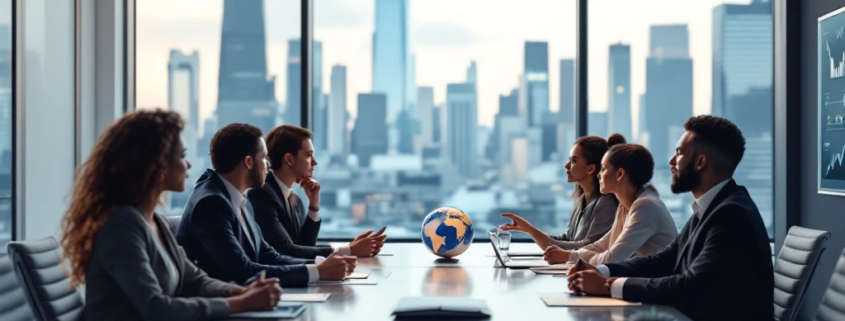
[228,302,306,319]
[392,297,491,319]
[541,293,642,307]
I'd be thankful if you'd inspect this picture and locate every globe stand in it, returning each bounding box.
[434,258,460,264]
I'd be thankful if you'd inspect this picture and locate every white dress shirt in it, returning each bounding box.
[598,179,731,299]
[219,175,321,283]
[273,173,351,256]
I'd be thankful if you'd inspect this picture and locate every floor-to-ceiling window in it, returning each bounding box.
[587,0,773,237]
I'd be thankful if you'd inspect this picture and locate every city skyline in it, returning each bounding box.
[137,0,774,238]
[137,0,755,132]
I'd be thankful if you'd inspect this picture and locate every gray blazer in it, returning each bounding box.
[84,206,239,321]
[548,193,618,250]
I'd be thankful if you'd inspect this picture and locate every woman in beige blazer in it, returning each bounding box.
[544,138,677,265]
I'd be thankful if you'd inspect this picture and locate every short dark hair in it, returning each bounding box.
[266,125,313,170]
[683,115,745,176]
[210,123,263,173]
[607,144,655,187]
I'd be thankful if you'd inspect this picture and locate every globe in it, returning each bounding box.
[421,207,474,258]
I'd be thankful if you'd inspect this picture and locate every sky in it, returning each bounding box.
[136,0,758,134]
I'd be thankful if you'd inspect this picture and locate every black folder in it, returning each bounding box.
[392,297,491,319]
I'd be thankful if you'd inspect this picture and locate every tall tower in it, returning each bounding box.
[644,24,693,163]
[217,0,275,133]
[373,0,413,152]
[524,42,549,127]
[328,65,347,155]
[608,44,632,140]
[168,50,200,163]
[447,83,478,179]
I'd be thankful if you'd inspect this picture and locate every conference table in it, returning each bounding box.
[230,242,691,321]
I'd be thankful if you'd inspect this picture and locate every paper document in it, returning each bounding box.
[541,294,642,307]
[345,272,370,279]
[312,278,379,286]
[229,302,306,319]
[280,293,330,302]
[530,269,569,275]
[529,263,572,270]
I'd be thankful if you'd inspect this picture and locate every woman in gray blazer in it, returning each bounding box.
[60,110,281,321]
[543,140,677,265]
[501,135,621,250]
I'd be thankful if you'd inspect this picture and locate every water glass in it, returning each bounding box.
[496,230,512,252]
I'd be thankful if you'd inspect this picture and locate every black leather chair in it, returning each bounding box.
[7,238,83,321]
[0,243,34,321]
[816,248,845,321]
[165,215,181,237]
[774,226,831,321]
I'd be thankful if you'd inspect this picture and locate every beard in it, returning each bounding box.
[671,158,701,194]
[248,166,265,189]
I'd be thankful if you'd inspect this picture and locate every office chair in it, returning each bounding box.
[165,215,181,237]
[816,247,845,321]
[7,237,83,321]
[0,243,35,321]
[773,226,830,321]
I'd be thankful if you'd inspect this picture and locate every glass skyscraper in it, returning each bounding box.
[373,0,413,152]
[608,44,632,140]
[643,25,693,163]
[353,93,388,167]
[216,0,275,133]
[713,0,773,233]
[524,41,549,128]
[447,83,477,179]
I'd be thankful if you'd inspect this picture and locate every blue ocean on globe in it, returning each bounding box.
[421,207,474,258]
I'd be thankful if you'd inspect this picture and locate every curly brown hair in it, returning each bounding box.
[60,110,183,287]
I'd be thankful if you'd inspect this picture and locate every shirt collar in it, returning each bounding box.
[219,175,247,210]
[273,172,293,200]
[691,179,731,217]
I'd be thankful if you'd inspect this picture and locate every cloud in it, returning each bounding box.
[415,22,476,48]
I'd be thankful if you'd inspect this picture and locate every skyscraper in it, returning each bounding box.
[0,25,11,154]
[373,0,413,151]
[524,42,549,127]
[608,44,632,140]
[643,24,693,163]
[487,89,519,164]
[712,1,772,136]
[353,94,388,167]
[312,41,325,150]
[417,87,435,147]
[447,83,478,178]
[286,39,301,126]
[216,0,275,133]
[588,111,608,138]
[168,50,200,163]
[328,65,347,155]
[713,0,773,235]
[559,59,575,125]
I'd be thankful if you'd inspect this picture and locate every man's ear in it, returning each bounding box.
[244,155,255,170]
[695,153,707,172]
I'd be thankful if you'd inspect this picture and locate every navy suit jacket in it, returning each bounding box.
[247,172,332,259]
[176,169,311,287]
[604,180,773,320]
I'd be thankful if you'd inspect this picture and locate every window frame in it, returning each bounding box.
[123,0,785,243]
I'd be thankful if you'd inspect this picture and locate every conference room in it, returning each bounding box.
[1,0,844,320]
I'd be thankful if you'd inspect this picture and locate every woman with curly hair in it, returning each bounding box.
[61,110,281,321]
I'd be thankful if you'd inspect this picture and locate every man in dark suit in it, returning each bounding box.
[177,124,355,287]
[248,125,387,259]
[567,116,773,320]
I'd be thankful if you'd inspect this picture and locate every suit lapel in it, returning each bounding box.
[674,180,738,271]
[244,201,261,260]
[209,171,258,259]
[153,214,184,291]
[265,173,299,240]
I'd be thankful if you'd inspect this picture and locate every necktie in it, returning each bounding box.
[288,193,302,228]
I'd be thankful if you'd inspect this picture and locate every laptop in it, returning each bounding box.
[489,236,552,269]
